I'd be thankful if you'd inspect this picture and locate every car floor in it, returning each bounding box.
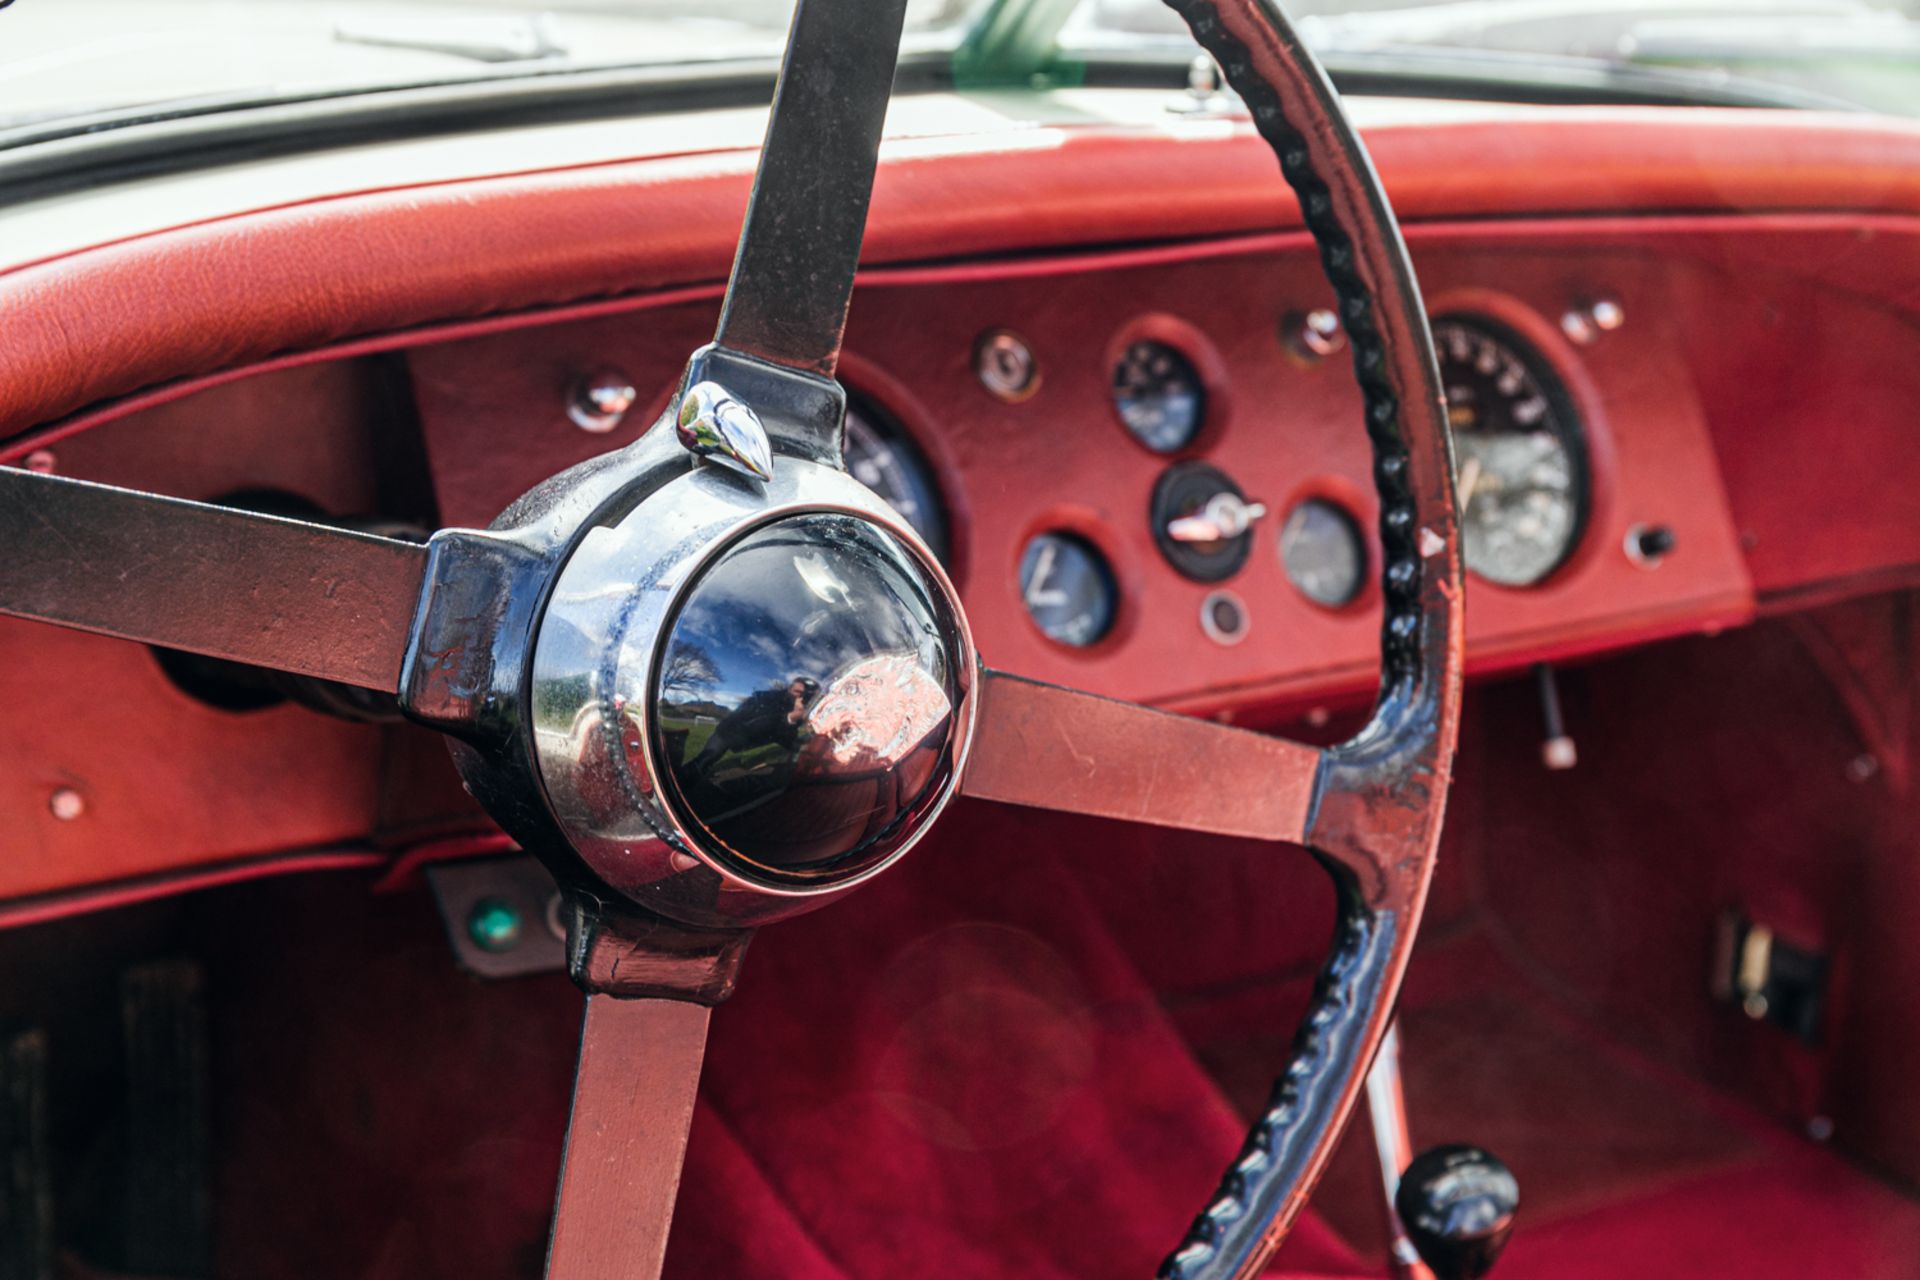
[185,800,1920,1280]
[1184,923,1920,1278]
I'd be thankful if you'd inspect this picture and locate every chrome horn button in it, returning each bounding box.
[655,514,960,882]
[529,456,975,928]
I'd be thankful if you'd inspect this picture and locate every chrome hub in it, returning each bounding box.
[654,513,961,882]
[529,453,975,929]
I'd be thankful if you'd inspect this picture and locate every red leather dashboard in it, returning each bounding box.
[1,97,1917,907]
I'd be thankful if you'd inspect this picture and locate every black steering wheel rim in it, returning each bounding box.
[1151,2,1464,1275]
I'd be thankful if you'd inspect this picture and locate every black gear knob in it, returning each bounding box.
[1394,1144,1519,1280]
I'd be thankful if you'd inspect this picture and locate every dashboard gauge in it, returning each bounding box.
[1112,339,1206,453]
[1019,533,1117,647]
[1280,498,1366,608]
[844,398,949,561]
[1435,317,1590,587]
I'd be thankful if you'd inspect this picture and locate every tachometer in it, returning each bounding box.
[844,398,948,562]
[1435,317,1589,587]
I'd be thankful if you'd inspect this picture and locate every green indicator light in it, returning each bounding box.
[467,898,524,953]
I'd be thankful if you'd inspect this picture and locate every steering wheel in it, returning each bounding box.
[0,0,1460,1275]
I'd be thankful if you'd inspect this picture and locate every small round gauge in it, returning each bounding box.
[1435,317,1590,587]
[844,398,949,561]
[1112,339,1206,453]
[1280,498,1366,608]
[1019,533,1117,648]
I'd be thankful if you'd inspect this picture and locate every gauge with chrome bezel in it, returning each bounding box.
[1436,316,1590,587]
[1018,532,1117,648]
[1111,339,1206,454]
[1279,497,1366,608]
[843,396,948,563]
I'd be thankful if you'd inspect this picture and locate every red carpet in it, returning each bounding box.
[1183,928,1920,1279]
[666,800,1365,1278]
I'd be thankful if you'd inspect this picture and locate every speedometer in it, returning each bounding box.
[1435,318,1589,587]
[844,398,948,563]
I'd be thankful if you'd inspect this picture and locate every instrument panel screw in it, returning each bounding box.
[47,787,85,821]
[466,897,525,953]
[974,329,1040,403]
[567,368,639,433]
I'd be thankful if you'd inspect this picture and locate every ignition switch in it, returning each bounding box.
[1151,461,1265,582]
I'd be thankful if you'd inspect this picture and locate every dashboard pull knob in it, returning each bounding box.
[1533,662,1576,771]
[567,368,639,434]
[1394,1144,1519,1280]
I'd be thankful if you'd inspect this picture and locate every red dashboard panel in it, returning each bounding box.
[406,223,1752,714]
[0,367,397,902]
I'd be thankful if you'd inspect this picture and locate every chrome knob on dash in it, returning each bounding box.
[567,368,639,433]
[1166,492,1268,545]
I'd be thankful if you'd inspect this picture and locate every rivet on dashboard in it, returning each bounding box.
[1561,297,1625,346]
[47,787,85,821]
[1283,308,1346,364]
[974,329,1040,403]
[566,368,639,433]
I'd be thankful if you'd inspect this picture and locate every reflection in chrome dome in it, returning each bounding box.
[652,513,960,881]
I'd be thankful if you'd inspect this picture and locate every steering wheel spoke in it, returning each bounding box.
[547,995,711,1280]
[961,668,1325,846]
[959,667,1448,914]
[0,466,427,692]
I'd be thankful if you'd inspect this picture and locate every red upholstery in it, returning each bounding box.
[666,798,1366,1278]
